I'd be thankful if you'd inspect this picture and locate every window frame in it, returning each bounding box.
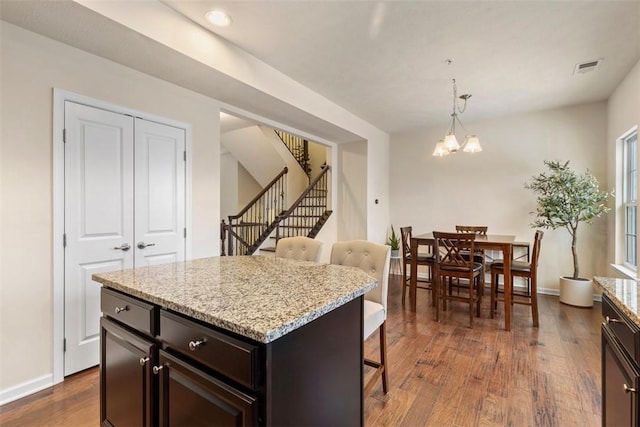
[622,128,638,271]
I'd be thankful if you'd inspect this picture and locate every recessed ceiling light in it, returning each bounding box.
[205,10,232,27]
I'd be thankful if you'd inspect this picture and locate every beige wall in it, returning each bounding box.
[390,102,608,293]
[0,23,220,394]
[337,141,368,240]
[607,59,640,277]
[237,163,263,209]
[220,152,238,221]
[308,140,327,178]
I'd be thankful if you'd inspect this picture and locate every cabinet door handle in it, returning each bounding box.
[114,305,129,314]
[624,384,636,394]
[139,357,149,366]
[606,316,621,324]
[152,365,164,375]
[189,338,206,351]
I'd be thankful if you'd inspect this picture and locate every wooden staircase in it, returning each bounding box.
[222,165,331,256]
[261,165,331,253]
[221,167,288,256]
[274,129,311,179]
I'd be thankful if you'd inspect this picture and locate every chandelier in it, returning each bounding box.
[432,78,482,157]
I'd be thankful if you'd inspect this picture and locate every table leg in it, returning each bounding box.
[503,244,512,331]
[410,239,418,311]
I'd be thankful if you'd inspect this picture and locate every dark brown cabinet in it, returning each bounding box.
[158,350,258,426]
[602,293,640,426]
[100,317,156,427]
[100,287,363,426]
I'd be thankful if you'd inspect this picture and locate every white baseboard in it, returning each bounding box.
[397,274,603,303]
[0,373,53,406]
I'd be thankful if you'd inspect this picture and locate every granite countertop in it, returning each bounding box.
[92,256,377,344]
[594,276,640,325]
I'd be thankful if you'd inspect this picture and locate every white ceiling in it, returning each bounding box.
[2,0,639,141]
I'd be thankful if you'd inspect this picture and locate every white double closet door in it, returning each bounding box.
[64,101,186,375]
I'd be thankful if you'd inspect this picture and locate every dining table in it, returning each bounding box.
[410,232,517,331]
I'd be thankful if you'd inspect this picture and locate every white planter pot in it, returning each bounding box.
[559,277,593,307]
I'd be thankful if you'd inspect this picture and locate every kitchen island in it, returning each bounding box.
[93,256,377,427]
[595,276,640,427]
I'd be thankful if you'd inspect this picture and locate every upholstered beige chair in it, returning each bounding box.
[274,236,322,262]
[330,240,390,395]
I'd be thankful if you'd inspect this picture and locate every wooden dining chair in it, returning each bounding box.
[489,230,543,327]
[455,225,488,236]
[400,226,435,306]
[330,240,390,395]
[455,225,488,295]
[432,231,483,327]
[274,236,322,262]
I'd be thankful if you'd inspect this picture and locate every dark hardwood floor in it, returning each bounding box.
[0,273,602,426]
[364,274,602,426]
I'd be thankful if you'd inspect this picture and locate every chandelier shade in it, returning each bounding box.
[432,140,449,157]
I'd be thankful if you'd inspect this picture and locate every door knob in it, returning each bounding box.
[113,243,131,251]
[137,241,156,249]
[137,240,156,249]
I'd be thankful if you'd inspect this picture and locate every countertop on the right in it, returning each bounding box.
[594,276,640,325]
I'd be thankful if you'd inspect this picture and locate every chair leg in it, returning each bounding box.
[363,322,388,395]
[476,277,481,318]
[469,288,474,328]
[434,274,440,322]
[379,322,388,393]
[531,277,539,327]
[490,272,497,318]
[401,262,407,306]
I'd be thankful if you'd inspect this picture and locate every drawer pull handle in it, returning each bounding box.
[189,339,206,351]
[152,365,163,375]
[624,384,636,394]
[606,316,621,324]
[139,357,149,366]
[114,306,129,314]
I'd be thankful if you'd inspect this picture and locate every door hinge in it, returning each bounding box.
[63,129,66,143]
[183,151,187,162]
[184,228,187,238]
[63,338,67,352]
[63,233,67,248]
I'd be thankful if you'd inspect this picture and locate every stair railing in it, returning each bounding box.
[274,130,311,179]
[222,167,288,256]
[275,164,330,240]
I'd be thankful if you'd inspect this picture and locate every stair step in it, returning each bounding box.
[278,225,313,229]
[261,246,276,252]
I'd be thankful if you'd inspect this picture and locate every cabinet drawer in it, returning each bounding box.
[603,294,639,363]
[160,310,260,390]
[101,288,158,336]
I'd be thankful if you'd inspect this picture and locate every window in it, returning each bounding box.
[623,130,638,269]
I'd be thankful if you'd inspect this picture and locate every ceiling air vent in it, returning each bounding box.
[573,58,603,75]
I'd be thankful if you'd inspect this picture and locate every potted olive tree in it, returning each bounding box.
[526,160,610,307]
